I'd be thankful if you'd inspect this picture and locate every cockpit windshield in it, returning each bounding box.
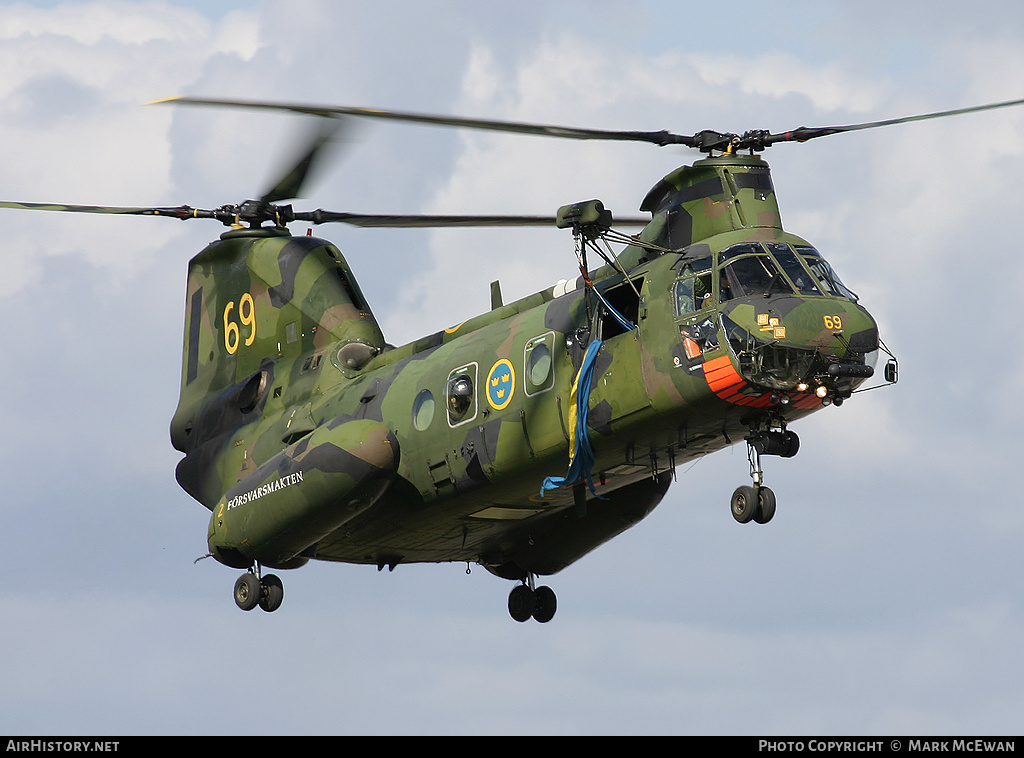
[710,242,855,303]
[674,242,856,312]
[720,253,792,300]
[765,243,821,296]
[795,245,858,300]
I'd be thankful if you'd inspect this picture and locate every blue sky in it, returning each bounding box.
[1,0,1023,736]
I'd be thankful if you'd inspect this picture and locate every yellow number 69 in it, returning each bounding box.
[224,293,257,354]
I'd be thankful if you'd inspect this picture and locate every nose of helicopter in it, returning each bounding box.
[719,296,880,401]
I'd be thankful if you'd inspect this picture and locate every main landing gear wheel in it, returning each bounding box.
[507,579,558,623]
[508,584,535,622]
[233,572,261,611]
[532,585,557,623]
[233,569,284,612]
[258,573,284,612]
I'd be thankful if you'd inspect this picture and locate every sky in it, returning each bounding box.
[2,0,1024,737]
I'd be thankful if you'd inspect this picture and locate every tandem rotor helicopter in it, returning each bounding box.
[4,95,1022,622]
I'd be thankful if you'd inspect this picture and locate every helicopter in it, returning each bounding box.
[4,95,1022,622]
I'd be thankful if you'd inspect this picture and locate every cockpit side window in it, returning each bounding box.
[674,275,713,315]
[673,257,713,316]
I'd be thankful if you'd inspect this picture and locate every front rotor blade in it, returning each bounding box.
[763,96,1024,145]
[155,96,695,147]
[294,210,650,227]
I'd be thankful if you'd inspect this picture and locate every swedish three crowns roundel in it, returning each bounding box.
[486,358,516,411]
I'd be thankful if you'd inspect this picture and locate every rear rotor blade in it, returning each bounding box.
[261,117,347,204]
[0,200,208,219]
[294,210,650,227]
[0,200,649,229]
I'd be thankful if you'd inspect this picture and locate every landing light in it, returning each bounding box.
[815,385,829,399]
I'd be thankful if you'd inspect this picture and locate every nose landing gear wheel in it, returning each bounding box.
[731,485,777,524]
[754,486,776,524]
[731,424,796,524]
[731,485,760,523]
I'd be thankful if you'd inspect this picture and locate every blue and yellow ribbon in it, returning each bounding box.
[539,339,603,499]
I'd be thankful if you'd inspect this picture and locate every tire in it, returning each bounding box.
[508,584,535,622]
[233,573,262,611]
[259,574,284,612]
[532,586,557,623]
[731,486,759,524]
[754,486,776,524]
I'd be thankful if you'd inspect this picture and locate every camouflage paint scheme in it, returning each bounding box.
[170,153,879,581]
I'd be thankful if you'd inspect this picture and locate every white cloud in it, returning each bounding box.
[689,50,886,114]
[0,1,265,278]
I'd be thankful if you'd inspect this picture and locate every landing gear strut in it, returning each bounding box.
[233,566,284,612]
[507,575,557,623]
[731,425,798,525]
